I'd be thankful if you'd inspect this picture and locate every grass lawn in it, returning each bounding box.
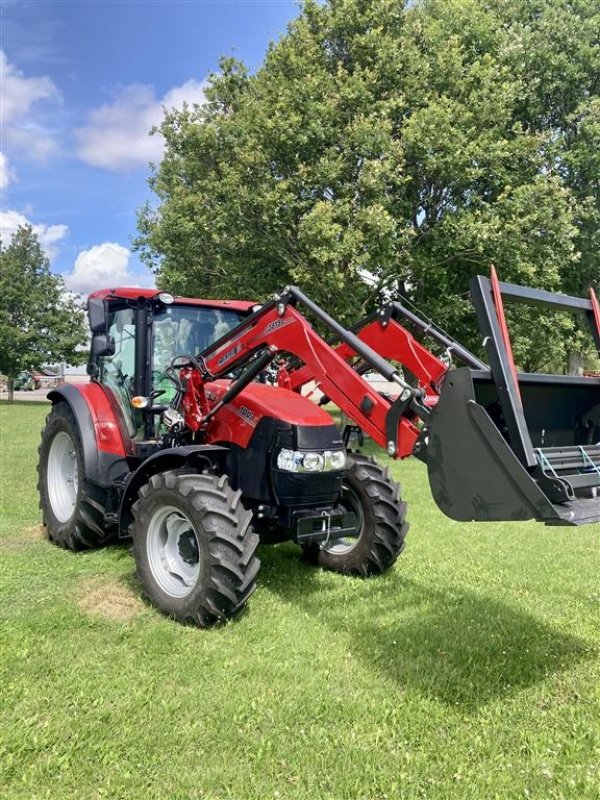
[1,400,599,799]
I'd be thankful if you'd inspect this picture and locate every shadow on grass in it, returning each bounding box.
[259,544,595,710]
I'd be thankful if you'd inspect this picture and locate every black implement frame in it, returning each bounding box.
[470,275,600,469]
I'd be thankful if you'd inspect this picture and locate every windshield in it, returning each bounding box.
[152,304,247,396]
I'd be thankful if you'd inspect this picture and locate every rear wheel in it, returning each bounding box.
[131,471,260,627]
[38,402,117,550]
[302,453,408,576]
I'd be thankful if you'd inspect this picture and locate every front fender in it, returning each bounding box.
[118,445,230,537]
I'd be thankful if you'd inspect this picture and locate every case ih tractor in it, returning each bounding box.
[38,272,600,627]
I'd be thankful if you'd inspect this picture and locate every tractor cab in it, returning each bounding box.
[87,288,253,438]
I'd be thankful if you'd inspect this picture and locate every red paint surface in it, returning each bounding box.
[217,381,334,426]
[88,287,255,313]
[490,265,522,404]
[180,367,210,432]
[182,380,337,449]
[590,288,600,341]
[287,317,448,398]
[78,383,127,456]
[198,303,421,458]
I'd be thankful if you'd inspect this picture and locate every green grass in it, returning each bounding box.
[1,401,599,800]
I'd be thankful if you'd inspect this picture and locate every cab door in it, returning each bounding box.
[98,306,140,437]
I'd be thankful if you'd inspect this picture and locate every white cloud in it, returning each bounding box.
[0,50,59,123]
[0,152,16,189]
[4,126,58,160]
[63,242,155,295]
[75,79,205,171]
[0,50,60,160]
[0,208,68,261]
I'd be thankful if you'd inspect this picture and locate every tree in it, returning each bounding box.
[136,0,599,371]
[0,226,88,402]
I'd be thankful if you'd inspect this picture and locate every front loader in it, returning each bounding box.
[278,270,600,526]
[37,273,599,627]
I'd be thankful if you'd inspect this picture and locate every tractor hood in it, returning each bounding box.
[203,380,339,450]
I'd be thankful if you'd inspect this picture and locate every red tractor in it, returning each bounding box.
[37,274,600,627]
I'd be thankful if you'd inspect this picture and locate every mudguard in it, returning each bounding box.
[118,445,230,537]
[47,383,129,487]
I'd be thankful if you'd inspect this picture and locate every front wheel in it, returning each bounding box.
[131,471,260,627]
[302,453,408,576]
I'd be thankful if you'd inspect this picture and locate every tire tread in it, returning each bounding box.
[131,469,260,628]
[37,402,116,551]
[303,451,408,577]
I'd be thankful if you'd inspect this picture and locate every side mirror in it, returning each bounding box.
[88,298,108,333]
[91,334,115,358]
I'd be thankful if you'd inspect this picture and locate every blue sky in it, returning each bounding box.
[0,0,299,294]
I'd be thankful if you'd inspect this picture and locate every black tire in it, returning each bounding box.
[37,402,117,550]
[131,470,260,627]
[302,452,408,576]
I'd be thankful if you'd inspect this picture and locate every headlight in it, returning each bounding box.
[327,450,347,471]
[302,452,324,472]
[276,448,346,473]
[276,448,302,472]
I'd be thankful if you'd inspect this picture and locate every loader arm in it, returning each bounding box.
[282,316,448,398]
[281,302,486,399]
[194,288,430,458]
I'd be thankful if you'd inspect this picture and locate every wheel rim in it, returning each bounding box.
[146,506,201,598]
[323,482,363,555]
[47,431,79,523]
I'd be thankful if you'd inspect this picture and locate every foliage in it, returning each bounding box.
[136,0,600,371]
[0,226,87,395]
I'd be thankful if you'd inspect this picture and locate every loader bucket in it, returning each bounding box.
[426,273,599,526]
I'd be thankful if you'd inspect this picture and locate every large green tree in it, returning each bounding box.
[136,0,599,371]
[0,226,88,402]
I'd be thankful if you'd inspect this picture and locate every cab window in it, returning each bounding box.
[152,305,246,400]
[100,307,138,434]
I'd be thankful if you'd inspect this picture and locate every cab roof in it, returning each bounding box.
[87,287,256,313]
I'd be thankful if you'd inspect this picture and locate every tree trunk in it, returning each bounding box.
[7,377,14,403]
[567,351,584,376]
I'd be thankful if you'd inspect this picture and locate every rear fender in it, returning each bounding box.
[118,445,230,537]
[48,383,129,487]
